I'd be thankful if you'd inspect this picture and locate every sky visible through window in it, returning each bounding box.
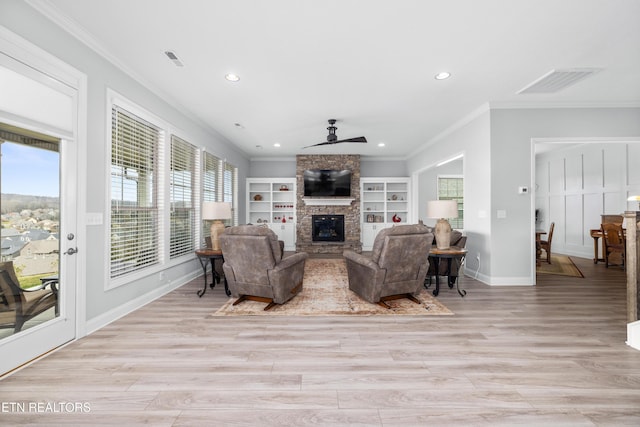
[1,141,60,197]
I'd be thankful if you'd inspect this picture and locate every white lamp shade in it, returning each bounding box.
[202,201,232,220]
[426,200,458,219]
[627,195,640,202]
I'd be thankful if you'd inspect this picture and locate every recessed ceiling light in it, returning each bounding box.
[225,73,240,82]
[273,143,281,147]
[234,123,244,129]
[255,145,263,149]
[435,71,451,80]
[378,143,385,147]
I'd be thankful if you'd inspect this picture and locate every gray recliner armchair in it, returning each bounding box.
[219,225,308,310]
[343,224,433,308]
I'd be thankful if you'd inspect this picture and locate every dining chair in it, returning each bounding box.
[601,222,625,269]
[539,222,554,264]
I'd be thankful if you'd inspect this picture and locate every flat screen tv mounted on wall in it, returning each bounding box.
[303,169,351,197]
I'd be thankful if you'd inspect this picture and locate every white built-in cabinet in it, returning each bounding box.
[360,177,411,250]
[246,178,296,250]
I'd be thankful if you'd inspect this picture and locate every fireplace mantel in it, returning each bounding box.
[302,197,355,206]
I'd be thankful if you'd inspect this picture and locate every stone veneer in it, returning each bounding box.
[296,154,362,254]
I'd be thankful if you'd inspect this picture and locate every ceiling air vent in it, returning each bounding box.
[518,68,601,94]
[164,50,184,67]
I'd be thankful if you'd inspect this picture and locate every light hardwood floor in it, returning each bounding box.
[1,256,639,426]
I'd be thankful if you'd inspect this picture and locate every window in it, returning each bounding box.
[223,161,238,225]
[110,106,161,278]
[109,94,237,285]
[438,176,463,229]
[202,152,237,227]
[170,135,197,259]
[202,151,219,203]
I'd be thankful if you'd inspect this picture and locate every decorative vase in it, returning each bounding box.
[434,218,452,249]
[392,214,401,223]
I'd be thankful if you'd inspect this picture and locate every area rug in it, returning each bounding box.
[213,258,453,316]
[536,254,584,278]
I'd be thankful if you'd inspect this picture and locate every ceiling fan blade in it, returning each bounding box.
[302,141,337,148]
[334,136,367,143]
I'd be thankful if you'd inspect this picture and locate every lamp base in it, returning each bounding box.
[434,218,452,250]
[210,220,225,251]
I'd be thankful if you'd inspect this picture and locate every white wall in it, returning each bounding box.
[0,1,250,331]
[536,141,640,259]
[490,108,640,284]
[407,108,492,284]
[407,107,640,286]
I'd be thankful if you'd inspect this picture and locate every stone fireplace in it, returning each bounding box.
[296,154,362,254]
[312,215,345,242]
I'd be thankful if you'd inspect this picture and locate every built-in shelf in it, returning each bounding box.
[302,198,355,206]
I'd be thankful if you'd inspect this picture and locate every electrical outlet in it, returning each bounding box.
[159,272,165,282]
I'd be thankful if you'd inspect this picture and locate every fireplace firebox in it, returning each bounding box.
[312,215,345,242]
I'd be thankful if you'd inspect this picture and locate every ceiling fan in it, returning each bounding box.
[303,119,367,148]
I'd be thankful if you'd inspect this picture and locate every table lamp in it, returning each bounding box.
[426,200,458,249]
[202,201,232,251]
[628,195,640,210]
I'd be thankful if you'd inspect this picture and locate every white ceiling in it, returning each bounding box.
[31,0,640,159]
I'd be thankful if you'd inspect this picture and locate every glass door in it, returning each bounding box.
[0,125,77,375]
[0,46,79,375]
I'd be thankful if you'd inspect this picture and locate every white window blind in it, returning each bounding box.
[170,135,197,258]
[438,176,464,229]
[201,152,220,240]
[223,162,238,225]
[202,151,219,203]
[110,106,161,278]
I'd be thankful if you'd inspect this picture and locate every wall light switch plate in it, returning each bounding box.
[86,212,103,225]
[497,209,507,219]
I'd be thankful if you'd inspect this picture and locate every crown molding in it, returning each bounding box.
[405,103,490,160]
[489,100,640,109]
[25,0,247,159]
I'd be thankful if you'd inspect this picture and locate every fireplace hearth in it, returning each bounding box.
[312,215,345,243]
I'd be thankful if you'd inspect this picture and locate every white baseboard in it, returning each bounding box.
[627,320,640,351]
[85,270,200,336]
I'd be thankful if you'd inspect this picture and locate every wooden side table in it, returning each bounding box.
[195,249,230,297]
[426,247,467,297]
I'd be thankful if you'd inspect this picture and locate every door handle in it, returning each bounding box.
[64,247,78,255]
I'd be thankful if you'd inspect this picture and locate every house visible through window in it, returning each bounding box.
[438,176,463,229]
[110,106,161,278]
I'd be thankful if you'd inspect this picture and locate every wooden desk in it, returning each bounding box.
[426,247,467,297]
[590,229,605,264]
[195,249,230,297]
